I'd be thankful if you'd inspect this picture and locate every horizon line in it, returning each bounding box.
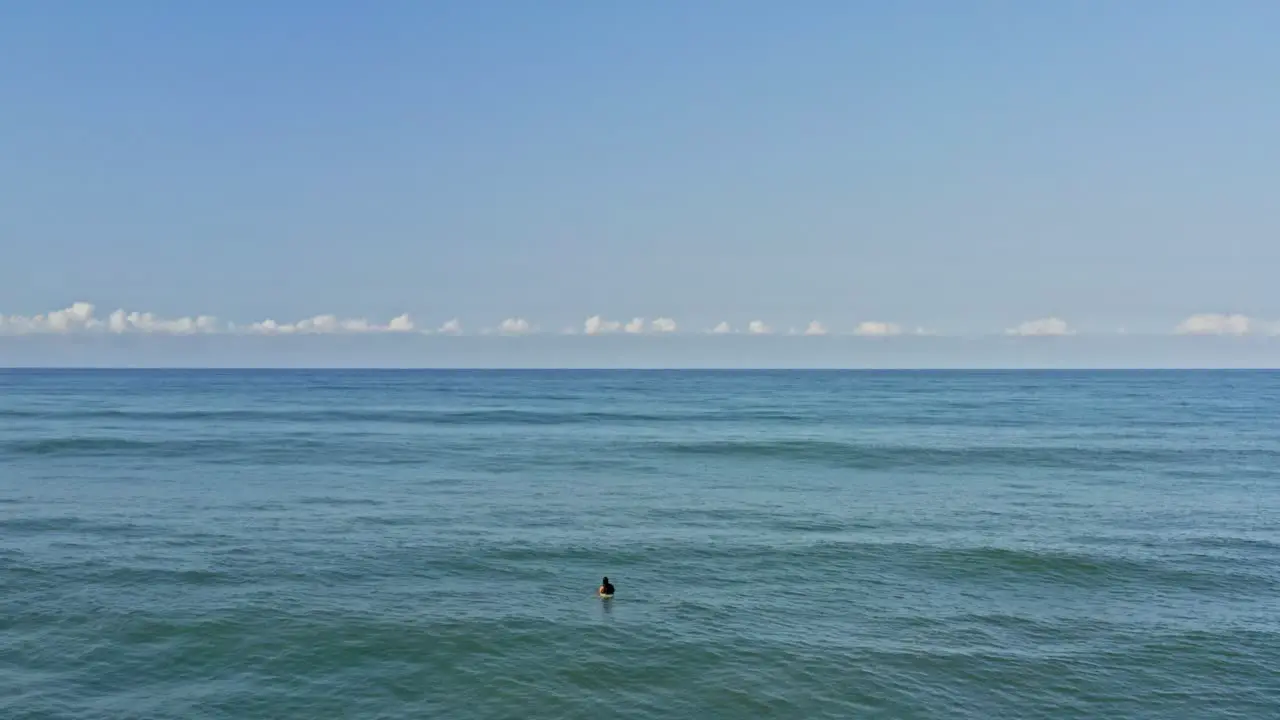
[3,366,1278,372]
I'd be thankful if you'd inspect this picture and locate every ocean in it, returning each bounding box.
[2,369,1277,719]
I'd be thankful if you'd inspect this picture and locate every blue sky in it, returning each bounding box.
[2,2,1279,365]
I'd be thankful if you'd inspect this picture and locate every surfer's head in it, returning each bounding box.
[602,576,609,585]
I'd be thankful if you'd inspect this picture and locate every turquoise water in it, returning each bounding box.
[2,369,1278,718]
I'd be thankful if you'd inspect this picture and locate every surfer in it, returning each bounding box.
[598,576,615,598]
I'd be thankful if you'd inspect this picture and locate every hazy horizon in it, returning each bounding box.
[5,334,1280,370]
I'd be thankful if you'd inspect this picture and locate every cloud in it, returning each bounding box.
[853,321,902,337]
[0,302,222,335]
[46,302,98,331]
[245,319,283,334]
[584,315,678,335]
[611,317,678,334]
[1005,317,1073,336]
[651,317,677,333]
[0,301,424,336]
[247,313,415,335]
[1,302,98,333]
[116,311,221,334]
[1173,313,1270,336]
[388,314,415,332]
[497,318,531,335]
[21,303,1278,341]
[803,321,827,336]
[584,315,623,335]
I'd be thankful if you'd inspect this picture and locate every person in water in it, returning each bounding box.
[598,576,615,597]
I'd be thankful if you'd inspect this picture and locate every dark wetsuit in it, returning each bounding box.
[600,582,615,596]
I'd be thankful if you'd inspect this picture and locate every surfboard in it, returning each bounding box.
[599,593,614,599]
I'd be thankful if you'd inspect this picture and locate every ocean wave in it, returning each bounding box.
[7,432,1272,474]
[652,438,1265,471]
[1179,536,1280,557]
[805,541,1280,595]
[0,434,656,470]
[4,436,309,459]
[0,516,153,536]
[0,407,813,426]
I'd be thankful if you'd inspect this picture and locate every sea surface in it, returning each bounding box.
[1,369,1278,719]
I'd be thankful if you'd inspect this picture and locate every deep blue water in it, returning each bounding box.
[2,369,1278,718]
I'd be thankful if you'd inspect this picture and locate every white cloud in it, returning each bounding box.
[584,315,623,335]
[152,313,218,334]
[651,317,677,333]
[497,318,531,335]
[47,302,97,332]
[388,314,415,332]
[586,317,679,334]
[0,301,429,336]
[803,321,827,336]
[248,319,286,335]
[340,318,372,333]
[294,315,341,333]
[107,310,128,334]
[1005,317,1074,336]
[25,303,1279,341]
[1173,313,1262,336]
[853,321,902,337]
[0,302,225,335]
[246,313,412,335]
